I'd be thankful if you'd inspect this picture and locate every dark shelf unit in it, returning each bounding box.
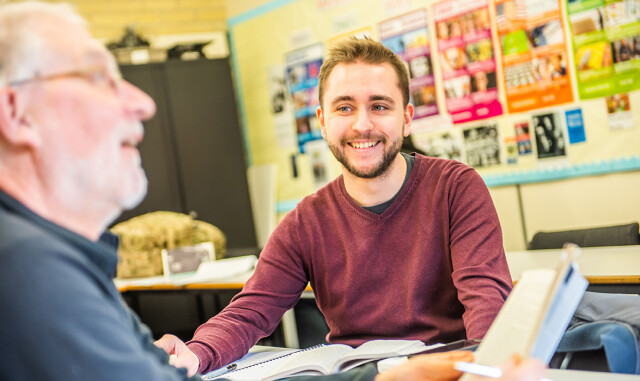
[113,58,256,250]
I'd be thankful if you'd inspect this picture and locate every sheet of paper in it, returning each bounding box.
[170,255,257,285]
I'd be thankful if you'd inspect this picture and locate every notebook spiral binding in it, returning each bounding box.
[226,344,325,374]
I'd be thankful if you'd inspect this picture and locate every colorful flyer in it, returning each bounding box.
[433,0,503,124]
[504,136,519,164]
[514,120,533,154]
[495,0,574,112]
[567,0,640,99]
[379,9,439,119]
[606,92,634,130]
[286,44,324,152]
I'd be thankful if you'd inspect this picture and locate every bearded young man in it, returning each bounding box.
[157,37,513,377]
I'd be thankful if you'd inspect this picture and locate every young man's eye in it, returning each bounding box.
[337,106,352,112]
[372,104,387,111]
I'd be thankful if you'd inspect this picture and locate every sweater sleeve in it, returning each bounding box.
[0,241,201,381]
[447,167,513,340]
[188,212,309,373]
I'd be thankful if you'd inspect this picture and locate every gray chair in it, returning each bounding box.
[528,222,640,250]
[550,292,640,374]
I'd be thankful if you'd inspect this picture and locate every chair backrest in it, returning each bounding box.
[551,291,640,374]
[528,222,640,250]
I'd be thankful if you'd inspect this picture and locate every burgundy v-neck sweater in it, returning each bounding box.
[188,155,512,373]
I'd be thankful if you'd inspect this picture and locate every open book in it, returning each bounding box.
[205,339,440,380]
[460,244,588,380]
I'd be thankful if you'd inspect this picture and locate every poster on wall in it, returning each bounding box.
[462,124,502,167]
[379,9,439,119]
[433,0,503,124]
[303,139,337,190]
[504,136,519,164]
[564,107,587,143]
[514,120,533,154]
[413,130,465,161]
[567,0,640,99]
[495,0,574,112]
[532,111,567,159]
[606,92,634,130]
[286,44,324,152]
[267,64,297,149]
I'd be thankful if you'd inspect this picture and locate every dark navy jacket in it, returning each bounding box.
[0,190,201,380]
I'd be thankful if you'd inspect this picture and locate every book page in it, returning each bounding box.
[468,269,556,368]
[205,349,298,380]
[335,340,429,372]
[263,344,353,380]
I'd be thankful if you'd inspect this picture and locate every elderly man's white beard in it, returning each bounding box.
[42,138,149,231]
[121,167,148,210]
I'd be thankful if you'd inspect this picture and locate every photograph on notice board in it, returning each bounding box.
[268,66,289,115]
[532,111,566,159]
[413,130,465,162]
[303,139,336,190]
[504,136,519,164]
[514,121,532,155]
[462,124,501,167]
[606,92,634,130]
[267,64,297,149]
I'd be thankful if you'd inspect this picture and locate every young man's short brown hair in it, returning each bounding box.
[317,36,410,109]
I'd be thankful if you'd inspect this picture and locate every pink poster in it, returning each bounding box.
[379,9,439,119]
[433,0,503,124]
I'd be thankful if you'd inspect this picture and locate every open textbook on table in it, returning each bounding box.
[460,244,588,381]
[204,339,442,380]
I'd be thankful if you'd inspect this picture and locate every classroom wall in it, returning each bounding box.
[227,0,640,251]
[2,0,227,39]
[8,0,637,250]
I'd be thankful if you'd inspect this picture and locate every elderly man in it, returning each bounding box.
[0,2,201,380]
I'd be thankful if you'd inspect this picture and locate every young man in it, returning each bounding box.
[158,37,512,376]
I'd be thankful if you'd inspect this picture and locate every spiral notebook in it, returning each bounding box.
[204,339,436,380]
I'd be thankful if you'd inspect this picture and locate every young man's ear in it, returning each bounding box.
[403,103,414,137]
[0,87,40,148]
[317,106,327,140]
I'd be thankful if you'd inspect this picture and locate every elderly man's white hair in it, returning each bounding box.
[0,1,86,87]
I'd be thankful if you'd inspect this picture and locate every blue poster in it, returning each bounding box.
[565,108,586,144]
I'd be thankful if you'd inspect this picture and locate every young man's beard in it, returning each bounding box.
[328,134,404,179]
